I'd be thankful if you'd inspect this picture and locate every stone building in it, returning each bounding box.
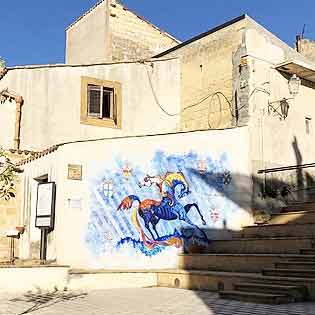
[66,0,180,64]
[1,4,315,269]
[296,37,315,63]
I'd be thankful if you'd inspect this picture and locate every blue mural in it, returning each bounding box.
[86,150,234,261]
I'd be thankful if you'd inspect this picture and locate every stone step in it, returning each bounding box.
[157,269,315,300]
[234,223,315,238]
[269,211,315,225]
[263,268,315,278]
[208,237,313,254]
[275,261,315,270]
[233,282,307,302]
[219,290,294,304]
[301,248,315,255]
[178,254,315,273]
[282,202,315,213]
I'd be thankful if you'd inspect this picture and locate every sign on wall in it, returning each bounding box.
[35,182,56,229]
[68,164,82,181]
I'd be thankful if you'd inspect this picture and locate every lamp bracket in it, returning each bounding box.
[267,97,293,120]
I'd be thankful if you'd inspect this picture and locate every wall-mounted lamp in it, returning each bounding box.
[268,74,301,120]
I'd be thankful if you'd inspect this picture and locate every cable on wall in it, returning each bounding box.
[141,61,247,126]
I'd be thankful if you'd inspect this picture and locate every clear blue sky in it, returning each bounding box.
[1,0,315,66]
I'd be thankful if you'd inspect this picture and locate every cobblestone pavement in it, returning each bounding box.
[1,288,315,315]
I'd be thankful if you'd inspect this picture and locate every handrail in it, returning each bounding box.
[258,162,315,174]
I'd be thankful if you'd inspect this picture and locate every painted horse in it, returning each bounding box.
[117,172,208,241]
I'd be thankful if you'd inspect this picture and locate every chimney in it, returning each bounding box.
[296,37,315,63]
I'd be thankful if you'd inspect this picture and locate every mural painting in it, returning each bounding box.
[86,150,240,268]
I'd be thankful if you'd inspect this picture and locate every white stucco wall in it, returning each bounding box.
[0,58,180,151]
[66,0,110,64]
[246,19,315,168]
[245,18,315,206]
[0,99,15,148]
[19,127,252,269]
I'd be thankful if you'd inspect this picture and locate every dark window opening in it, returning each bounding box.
[88,85,115,119]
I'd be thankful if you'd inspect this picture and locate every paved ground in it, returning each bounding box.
[1,287,315,315]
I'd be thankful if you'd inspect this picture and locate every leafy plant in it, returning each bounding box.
[0,57,5,69]
[0,149,21,200]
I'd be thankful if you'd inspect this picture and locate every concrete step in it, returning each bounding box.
[68,269,159,291]
[269,211,315,225]
[208,237,313,254]
[301,248,315,255]
[235,223,315,238]
[0,265,69,293]
[275,261,315,270]
[178,254,315,273]
[219,290,294,304]
[263,268,315,278]
[233,282,307,302]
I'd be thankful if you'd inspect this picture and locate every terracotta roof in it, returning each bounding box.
[7,149,36,156]
[16,145,59,166]
[0,67,8,81]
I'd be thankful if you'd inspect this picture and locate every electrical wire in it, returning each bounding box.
[142,61,246,126]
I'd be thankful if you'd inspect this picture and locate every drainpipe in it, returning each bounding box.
[0,89,24,149]
[14,95,24,149]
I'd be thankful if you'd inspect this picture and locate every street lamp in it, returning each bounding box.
[288,74,301,97]
[279,98,290,119]
[268,74,301,120]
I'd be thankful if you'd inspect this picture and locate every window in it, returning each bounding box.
[305,117,312,135]
[81,77,122,128]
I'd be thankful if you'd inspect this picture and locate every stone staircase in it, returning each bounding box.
[162,203,315,304]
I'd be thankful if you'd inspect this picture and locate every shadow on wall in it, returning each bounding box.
[173,136,315,311]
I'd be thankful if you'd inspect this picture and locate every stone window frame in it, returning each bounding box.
[80,76,122,129]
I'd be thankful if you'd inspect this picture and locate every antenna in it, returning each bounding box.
[302,24,306,39]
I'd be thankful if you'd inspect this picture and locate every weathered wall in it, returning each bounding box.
[298,39,315,63]
[19,127,252,269]
[0,100,15,148]
[0,59,180,151]
[109,2,179,62]
[65,0,179,64]
[157,18,247,131]
[66,0,110,64]
[245,18,315,209]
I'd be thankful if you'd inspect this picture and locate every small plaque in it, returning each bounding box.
[67,198,82,209]
[68,164,82,181]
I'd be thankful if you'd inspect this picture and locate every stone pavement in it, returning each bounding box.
[1,287,315,315]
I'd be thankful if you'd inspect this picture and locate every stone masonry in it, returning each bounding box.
[297,38,315,63]
[66,0,179,64]
[156,17,247,131]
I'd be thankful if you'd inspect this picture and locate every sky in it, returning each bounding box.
[1,0,315,66]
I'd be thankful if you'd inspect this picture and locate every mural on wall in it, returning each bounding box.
[85,149,244,267]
